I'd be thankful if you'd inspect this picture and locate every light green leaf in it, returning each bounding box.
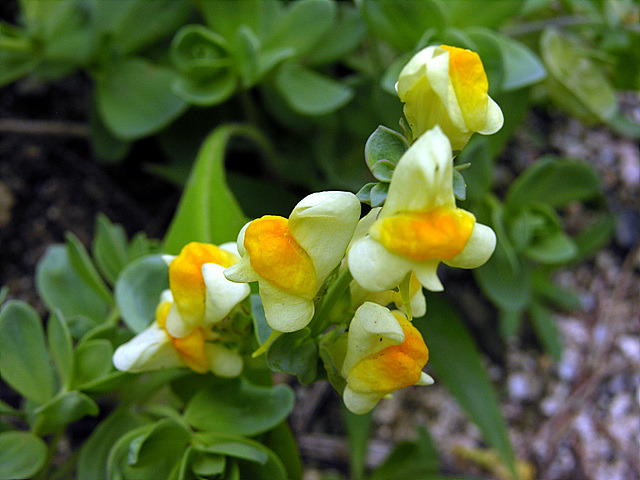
[72,339,113,388]
[274,63,353,115]
[262,422,303,480]
[0,431,47,480]
[573,213,616,262]
[0,301,55,404]
[65,232,114,305]
[114,254,169,333]
[47,310,74,389]
[365,125,408,169]
[36,245,110,322]
[162,124,254,254]
[530,302,563,363]
[32,391,99,436]
[184,379,294,436]
[95,57,188,140]
[525,230,577,265]
[196,0,280,40]
[416,293,517,479]
[344,408,372,480]
[91,214,129,285]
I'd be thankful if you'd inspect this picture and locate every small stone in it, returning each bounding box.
[617,336,640,363]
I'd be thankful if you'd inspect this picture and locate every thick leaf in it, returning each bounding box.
[438,0,522,28]
[344,408,372,480]
[274,63,353,115]
[365,126,408,169]
[72,339,114,388]
[530,302,563,363]
[196,0,280,40]
[573,213,616,262]
[77,408,149,480]
[524,230,577,265]
[32,391,99,436]
[95,57,188,140]
[0,301,55,404]
[92,214,129,285]
[0,431,47,480]
[371,427,440,480]
[263,422,303,480]
[266,329,319,385]
[114,254,169,333]
[47,310,74,389]
[65,232,113,305]
[36,245,110,322]
[416,293,517,479]
[184,379,294,436]
[162,124,253,254]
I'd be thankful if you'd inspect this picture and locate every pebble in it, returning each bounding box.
[616,335,640,363]
[617,142,640,188]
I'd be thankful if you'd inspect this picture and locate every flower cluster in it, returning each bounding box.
[113,44,501,414]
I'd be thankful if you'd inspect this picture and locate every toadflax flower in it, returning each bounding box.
[396,44,503,149]
[113,290,243,377]
[163,242,250,338]
[348,126,496,293]
[224,191,361,333]
[341,302,432,414]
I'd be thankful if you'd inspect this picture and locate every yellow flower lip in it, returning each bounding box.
[370,207,476,262]
[347,312,429,394]
[243,215,318,299]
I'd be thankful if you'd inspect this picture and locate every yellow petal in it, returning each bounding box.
[370,207,475,261]
[243,216,317,299]
[172,327,209,374]
[169,242,239,326]
[348,313,429,394]
[440,45,489,131]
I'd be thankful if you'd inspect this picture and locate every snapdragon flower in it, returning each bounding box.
[348,126,496,293]
[396,44,503,149]
[113,290,243,377]
[341,302,432,414]
[225,191,360,333]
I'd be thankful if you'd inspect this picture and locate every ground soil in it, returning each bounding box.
[1,71,639,480]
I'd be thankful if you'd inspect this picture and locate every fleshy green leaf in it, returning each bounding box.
[72,339,114,388]
[162,124,254,254]
[114,254,169,333]
[65,232,114,305]
[371,427,440,480]
[274,62,353,116]
[184,379,294,436]
[438,0,522,28]
[0,301,56,404]
[262,422,303,480]
[0,431,47,480]
[370,182,389,208]
[344,408,372,480]
[32,391,99,436]
[91,214,129,285]
[47,310,74,389]
[371,160,396,182]
[36,245,110,323]
[95,57,188,140]
[266,328,319,385]
[416,293,517,479]
[364,125,408,169]
[530,302,563,363]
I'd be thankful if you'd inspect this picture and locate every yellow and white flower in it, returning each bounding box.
[341,302,432,414]
[348,126,496,293]
[113,290,243,377]
[163,242,250,338]
[224,191,361,333]
[396,44,503,149]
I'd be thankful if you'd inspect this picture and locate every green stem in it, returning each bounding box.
[311,269,353,336]
[105,306,120,327]
[0,36,32,53]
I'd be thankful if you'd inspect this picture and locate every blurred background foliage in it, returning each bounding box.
[1,0,639,479]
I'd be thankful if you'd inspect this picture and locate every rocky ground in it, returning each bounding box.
[1,72,639,480]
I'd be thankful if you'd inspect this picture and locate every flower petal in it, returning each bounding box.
[259,280,315,332]
[113,323,183,372]
[348,236,413,292]
[444,222,496,269]
[206,343,243,378]
[202,263,250,325]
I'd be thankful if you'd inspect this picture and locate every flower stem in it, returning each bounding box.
[311,269,353,335]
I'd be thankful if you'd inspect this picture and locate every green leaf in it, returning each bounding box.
[530,302,563,363]
[452,168,467,201]
[92,214,129,285]
[36,245,110,323]
[505,156,603,211]
[47,310,74,389]
[416,293,517,479]
[532,271,582,311]
[262,422,303,480]
[0,301,56,404]
[114,254,169,333]
[196,0,280,41]
[344,408,372,480]
[266,329,319,385]
[371,427,440,480]
[371,160,396,182]
[262,0,336,57]
[573,213,616,262]
[65,232,114,305]
[365,125,409,169]
[438,0,522,28]
[184,379,294,436]
[77,408,149,480]
[95,57,188,140]
[357,0,445,51]
[524,230,577,265]
[72,339,113,388]
[162,124,254,254]
[32,391,99,436]
[274,62,353,116]
[370,182,389,208]
[89,105,132,164]
[250,294,273,345]
[0,431,47,480]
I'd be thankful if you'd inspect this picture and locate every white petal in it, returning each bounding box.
[409,289,427,318]
[348,236,412,292]
[395,46,438,98]
[162,254,176,267]
[113,323,183,372]
[223,255,259,284]
[219,241,241,258]
[202,263,250,324]
[259,280,315,333]
[343,385,383,415]
[206,344,243,377]
[413,261,444,292]
[159,289,173,303]
[445,222,496,269]
[416,372,435,386]
[165,302,193,338]
[289,191,361,284]
[477,96,504,135]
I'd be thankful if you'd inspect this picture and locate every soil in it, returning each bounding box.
[1,72,639,480]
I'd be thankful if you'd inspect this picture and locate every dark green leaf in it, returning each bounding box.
[114,254,168,333]
[184,379,294,436]
[274,63,353,116]
[47,310,74,389]
[530,302,563,363]
[0,301,55,404]
[532,270,582,311]
[364,125,409,169]
[170,24,233,78]
[196,0,280,40]
[250,294,273,345]
[573,213,616,262]
[32,391,99,436]
[266,329,319,385]
[344,408,372,480]
[416,293,517,479]
[0,431,47,480]
[89,105,132,164]
[95,57,188,140]
[172,72,238,107]
[36,245,110,322]
[162,124,253,254]
[371,428,440,480]
[262,422,303,480]
[65,232,113,305]
[524,230,577,265]
[72,339,113,388]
